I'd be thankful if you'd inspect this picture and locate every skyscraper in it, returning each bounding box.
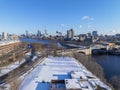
[45,29,48,35]
[2,32,8,40]
[37,30,41,37]
[92,31,98,37]
[67,29,74,39]
[26,30,29,37]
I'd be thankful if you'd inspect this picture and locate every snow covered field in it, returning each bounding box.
[19,56,111,90]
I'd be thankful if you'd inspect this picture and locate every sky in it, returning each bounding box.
[0,0,120,35]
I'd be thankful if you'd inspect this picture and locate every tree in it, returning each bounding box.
[48,43,58,50]
[31,42,44,55]
[53,50,58,57]
[109,75,120,90]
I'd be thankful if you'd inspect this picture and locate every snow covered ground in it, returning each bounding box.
[0,52,32,76]
[19,56,111,90]
[0,40,19,47]
[0,59,25,76]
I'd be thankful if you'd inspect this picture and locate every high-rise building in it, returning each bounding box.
[45,29,48,35]
[0,34,2,40]
[67,29,74,39]
[2,32,8,40]
[37,30,41,37]
[26,30,29,37]
[92,31,98,37]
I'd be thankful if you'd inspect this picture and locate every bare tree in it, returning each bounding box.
[110,75,120,90]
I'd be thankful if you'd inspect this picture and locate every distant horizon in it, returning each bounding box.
[1,29,120,36]
[0,0,120,35]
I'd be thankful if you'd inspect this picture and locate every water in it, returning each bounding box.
[19,38,65,49]
[19,38,52,44]
[92,55,120,80]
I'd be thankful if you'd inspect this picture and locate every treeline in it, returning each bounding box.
[71,53,114,90]
[31,42,45,53]
[72,53,104,79]
[109,75,120,90]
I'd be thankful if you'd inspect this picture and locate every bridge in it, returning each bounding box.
[58,44,120,55]
[58,43,109,55]
[91,44,120,50]
[57,44,108,55]
[57,48,92,55]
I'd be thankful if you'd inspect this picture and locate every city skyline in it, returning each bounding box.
[0,0,120,35]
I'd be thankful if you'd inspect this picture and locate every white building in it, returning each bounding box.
[9,34,18,40]
[2,32,8,40]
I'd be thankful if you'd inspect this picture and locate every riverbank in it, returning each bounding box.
[70,53,114,89]
[91,55,120,90]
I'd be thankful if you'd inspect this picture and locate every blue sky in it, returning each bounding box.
[0,0,120,35]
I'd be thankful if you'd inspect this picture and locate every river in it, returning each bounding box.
[19,38,51,44]
[91,55,120,80]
